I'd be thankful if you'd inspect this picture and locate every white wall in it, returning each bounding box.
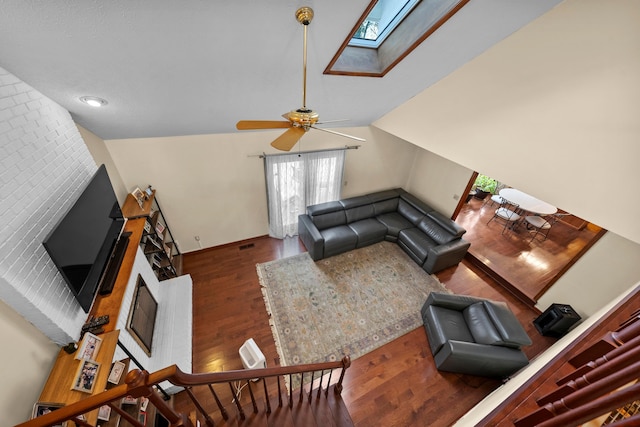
[105,125,417,252]
[0,66,97,422]
[374,0,640,246]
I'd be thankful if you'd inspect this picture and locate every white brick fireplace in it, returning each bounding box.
[0,66,192,388]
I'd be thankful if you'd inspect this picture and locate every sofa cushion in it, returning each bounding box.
[373,198,399,216]
[320,225,358,258]
[307,200,343,216]
[463,302,505,346]
[483,301,532,347]
[397,199,426,225]
[308,201,347,231]
[417,217,456,245]
[344,198,374,224]
[400,193,434,215]
[367,188,403,203]
[376,212,414,238]
[427,211,467,238]
[368,189,402,215]
[348,218,387,248]
[398,227,437,263]
[422,305,474,355]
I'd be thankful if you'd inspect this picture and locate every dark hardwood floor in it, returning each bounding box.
[455,196,604,304]
[175,235,557,426]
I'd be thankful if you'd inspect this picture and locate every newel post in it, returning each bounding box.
[126,369,193,427]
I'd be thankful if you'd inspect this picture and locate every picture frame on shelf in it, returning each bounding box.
[132,187,145,208]
[97,405,111,421]
[145,186,153,198]
[107,360,126,384]
[32,402,66,426]
[122,395,138,405]
[72,359,100,394]
[75,332,102,360]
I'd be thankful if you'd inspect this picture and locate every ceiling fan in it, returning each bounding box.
[236,6,365,152]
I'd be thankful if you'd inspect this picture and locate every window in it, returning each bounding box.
[325,0,471,77]
[350,0,420,48]
[264,150,345,238]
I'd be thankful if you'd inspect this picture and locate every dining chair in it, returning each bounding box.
[524,213,569,242]
[487,199,521,234]
[483,183,507,207]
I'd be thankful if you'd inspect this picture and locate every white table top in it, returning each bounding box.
[499,188,557,215]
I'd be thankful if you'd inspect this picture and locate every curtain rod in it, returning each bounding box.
[248,145,361,158]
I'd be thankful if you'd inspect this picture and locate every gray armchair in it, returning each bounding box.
[421,293,532,378]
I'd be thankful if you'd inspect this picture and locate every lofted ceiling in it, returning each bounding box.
[0,0,561,141]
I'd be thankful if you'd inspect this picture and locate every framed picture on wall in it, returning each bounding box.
[72,359,100,394]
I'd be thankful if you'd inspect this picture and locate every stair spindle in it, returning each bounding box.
[325,369,334,397]
[229,382,245,420]
[246,380,258,413]
[207,384,229,420]
[184,386,215,427]
[262,377,272,413]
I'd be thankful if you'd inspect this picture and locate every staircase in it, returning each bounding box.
[15,357,353,427]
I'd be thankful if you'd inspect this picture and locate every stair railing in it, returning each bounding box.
[15,356,351,427]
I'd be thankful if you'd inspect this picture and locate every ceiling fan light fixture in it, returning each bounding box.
[80,96,108,107]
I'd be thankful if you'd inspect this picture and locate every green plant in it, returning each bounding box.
[474,174,498,193]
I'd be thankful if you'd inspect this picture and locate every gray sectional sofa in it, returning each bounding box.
[297,188,471,274]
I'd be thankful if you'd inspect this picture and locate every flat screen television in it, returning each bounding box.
[43,164,127,312]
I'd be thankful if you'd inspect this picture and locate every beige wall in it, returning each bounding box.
[537,232,640,317]
[0,299,59,425]
[77,124,128,204]
[374,0,640,246]
[104,126,417,252]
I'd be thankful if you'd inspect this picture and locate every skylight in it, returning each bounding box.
[349,0,420,48]
[326,0,471,77]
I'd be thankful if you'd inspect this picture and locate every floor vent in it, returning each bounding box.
[239,243,255,250]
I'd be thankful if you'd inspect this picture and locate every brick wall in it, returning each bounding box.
[0,66,96,344]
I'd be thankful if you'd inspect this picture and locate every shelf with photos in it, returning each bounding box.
[123,185,181,280]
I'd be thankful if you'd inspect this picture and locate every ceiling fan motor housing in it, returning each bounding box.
[288,109,319,129]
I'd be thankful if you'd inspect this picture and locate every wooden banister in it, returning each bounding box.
[16,357,351,427]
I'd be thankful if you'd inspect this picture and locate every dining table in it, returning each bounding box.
[499,188,557,215]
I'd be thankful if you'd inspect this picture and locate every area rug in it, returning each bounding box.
[256,241,450,371]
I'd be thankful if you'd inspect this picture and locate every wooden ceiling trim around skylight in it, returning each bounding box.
[324,0,472,77]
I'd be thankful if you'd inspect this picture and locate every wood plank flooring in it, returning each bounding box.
[175,235,556,426]
[455,197,603,304]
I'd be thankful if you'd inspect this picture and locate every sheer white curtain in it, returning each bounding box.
[265,149,345,238]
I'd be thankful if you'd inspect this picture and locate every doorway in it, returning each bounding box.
[453,173,605,306]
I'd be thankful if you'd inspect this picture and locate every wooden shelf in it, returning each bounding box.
[89,218,146,331]
[38,330,120,425]
[121,190,155,219]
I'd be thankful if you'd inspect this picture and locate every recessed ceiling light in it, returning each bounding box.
[80,96,108,107]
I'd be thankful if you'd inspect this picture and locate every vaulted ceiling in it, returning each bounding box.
[0,0,561,140]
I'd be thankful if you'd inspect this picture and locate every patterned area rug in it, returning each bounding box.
[257,241,450,369]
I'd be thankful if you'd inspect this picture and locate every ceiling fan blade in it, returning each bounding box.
[310,126,366,142]
[236,120,292,130]
[316,119,350,125]
[271,127,306,151]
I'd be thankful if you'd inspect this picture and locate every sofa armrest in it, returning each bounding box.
[298,214,324,261]
[423,238,471,274]
[424,292,485,312]
[434,340,529,378]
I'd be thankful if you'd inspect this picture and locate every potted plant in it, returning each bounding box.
[473,174,497,200]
